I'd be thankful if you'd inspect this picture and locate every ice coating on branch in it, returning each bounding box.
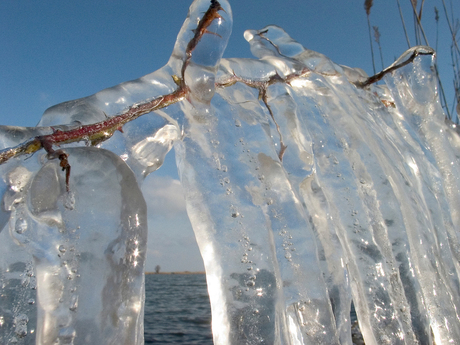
[244,25,341,77]
[1,0,460,344]
[1,148,147,345]
[171,0,232,104]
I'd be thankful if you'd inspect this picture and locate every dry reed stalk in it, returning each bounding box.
[373,26,384,70]
[409,0,429,45]
[440,0,460,121]
[364,0,376,74]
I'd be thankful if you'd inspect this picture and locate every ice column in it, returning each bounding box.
[0,145,147,345]
[172,1,294,344]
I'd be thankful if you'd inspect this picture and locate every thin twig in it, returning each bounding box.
[260,88,288,161]
[355,48,434,87]
[418,0,425,22]
[373,26,385,70]
[0,87,188,165]
[410,0,430,46]
[441,0,460,55]
[216,68,310,161]
[367,16,377,75]
[435,6,439,53]
[396,0,411,48]
[181,0,225,83]
[364,0,376,74]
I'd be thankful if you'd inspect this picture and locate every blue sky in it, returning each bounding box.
[1,0,458,272]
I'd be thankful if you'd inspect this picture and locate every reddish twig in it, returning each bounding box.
[355,49,434,88]
[0,0,223,191]
[216,68,310,161]
[181,0,225,83]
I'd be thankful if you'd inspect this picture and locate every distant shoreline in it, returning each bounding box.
[145,271,205,275]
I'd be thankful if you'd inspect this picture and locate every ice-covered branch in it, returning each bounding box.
[0,0,228,190]
[0,7,433,185]
[355,46,435,87]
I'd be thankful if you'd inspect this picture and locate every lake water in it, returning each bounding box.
[144,273,213,344]
[144,273,360,344]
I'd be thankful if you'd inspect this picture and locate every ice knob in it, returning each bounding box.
[171,0,232,104]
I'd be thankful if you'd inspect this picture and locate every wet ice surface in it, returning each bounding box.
[1,0,460,344]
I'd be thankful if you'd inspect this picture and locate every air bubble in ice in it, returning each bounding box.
[58,327,76,344]
[69,295,78,311]
[14,218,27,234]
[64,191,75,210]
[13,314,28,338]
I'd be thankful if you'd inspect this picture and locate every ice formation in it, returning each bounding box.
[1,0,460,344]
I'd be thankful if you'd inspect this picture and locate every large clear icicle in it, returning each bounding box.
[171,1,295,343]
[0,147,147,345]
[384,51,460,344]
[243,26,352,344]
[214,57,341,344]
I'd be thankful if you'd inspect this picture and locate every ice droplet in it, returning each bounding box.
[64,191,75,210]
[58,327,76,344]
[69,295,78,311]
[13,314,29,338]
[59,245,66,253]
[14,218,28,234]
